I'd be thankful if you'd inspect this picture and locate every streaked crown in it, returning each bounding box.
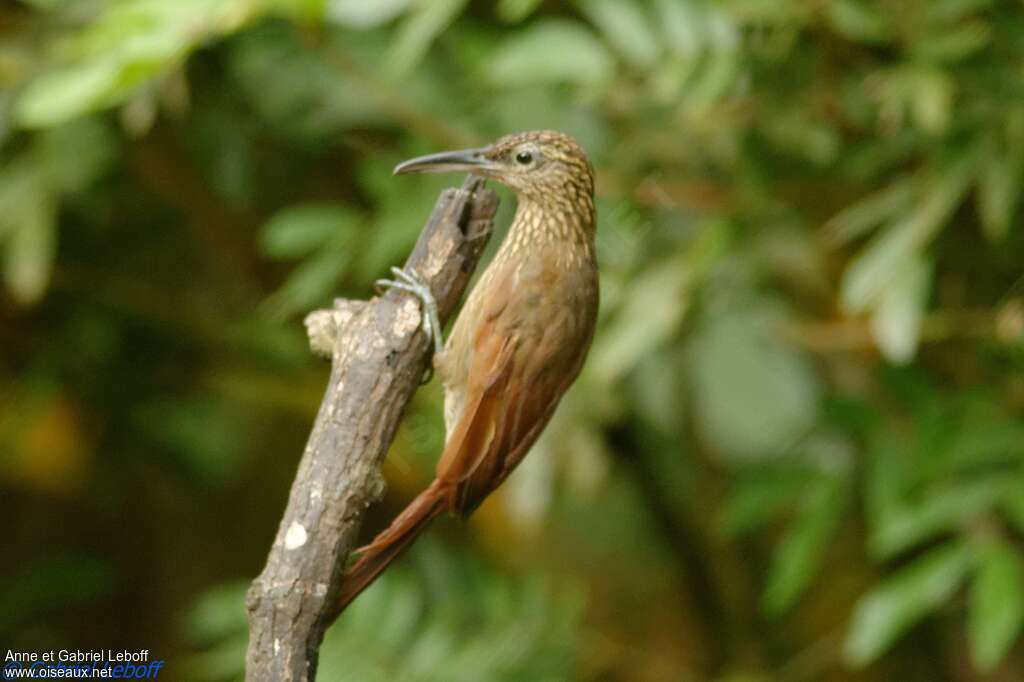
[482,130,594,201]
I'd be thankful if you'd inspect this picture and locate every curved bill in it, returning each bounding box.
[393,147,492,175]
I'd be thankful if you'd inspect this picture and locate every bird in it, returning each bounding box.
[334,130,599,615]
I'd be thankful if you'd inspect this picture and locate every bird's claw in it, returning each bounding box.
[375,266,444,357]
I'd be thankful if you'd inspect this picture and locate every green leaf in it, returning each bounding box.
[228,26,382,138]
[654,0,705,56]
[260,203,359,260]
[839,221,918,314]
[0,154,40,243]
[869,478,1003,559]
[486,19,615,87]
[16,0,262,129]
[926,0,996,24]
[270,0,326,21]
[181,582,249,680]
[15,59,124,129]
[825,0,891,43]
[941,403,1024,475]
[844,541,972,667]
[312,543,584,682]
[762,479,843,616]
[576,0,660,68]
[134,395,250,482]
[911,69,953,134]
[911,20,991,63]
[684,44,741,111]
[2,178,56,305]
[497,0,542,23]
[589,257,690,382]
[840,151,976,313]
[969,539,1024,672]
[590,219,727,382]
[183,581,248,644]
[722,469,815,536]
[978,141,1024,242]
[262,248,352,319]
[823,177,915,247]
[387,0,468,77]
[327,0,413,27]
[869,254,932,364]
[350,166,452,283]
[761,108,840,165]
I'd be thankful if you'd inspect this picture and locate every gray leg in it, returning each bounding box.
[375,266,443,355]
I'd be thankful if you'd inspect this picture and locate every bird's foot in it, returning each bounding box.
[375,266,443,357]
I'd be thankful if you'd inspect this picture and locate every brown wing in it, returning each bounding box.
[434,314,516,501]
[454,383,564,516]
[435,246,597,517]
[435,324,580,516]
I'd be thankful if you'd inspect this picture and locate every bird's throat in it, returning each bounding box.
[501,196,595,259]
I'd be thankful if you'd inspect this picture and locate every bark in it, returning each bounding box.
[245,177,498,682]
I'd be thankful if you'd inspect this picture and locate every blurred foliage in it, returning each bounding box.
[3,0,1024,680]
[184,540,583,681]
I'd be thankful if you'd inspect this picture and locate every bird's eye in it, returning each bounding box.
[515,151,533,165]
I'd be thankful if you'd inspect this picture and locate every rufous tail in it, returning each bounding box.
[333,479,448,616]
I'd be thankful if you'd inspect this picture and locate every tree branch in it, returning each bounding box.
[245,177,498,682]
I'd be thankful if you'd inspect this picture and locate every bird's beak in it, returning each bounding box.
[393,147,494,176]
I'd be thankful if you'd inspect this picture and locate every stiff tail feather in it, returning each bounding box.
[334,479,448,616]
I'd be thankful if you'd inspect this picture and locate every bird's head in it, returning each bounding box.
[394,130,594,203]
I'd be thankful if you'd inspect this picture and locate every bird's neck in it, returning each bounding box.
[498,194,596,263]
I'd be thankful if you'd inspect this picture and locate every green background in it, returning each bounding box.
[3,0,1024,680]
